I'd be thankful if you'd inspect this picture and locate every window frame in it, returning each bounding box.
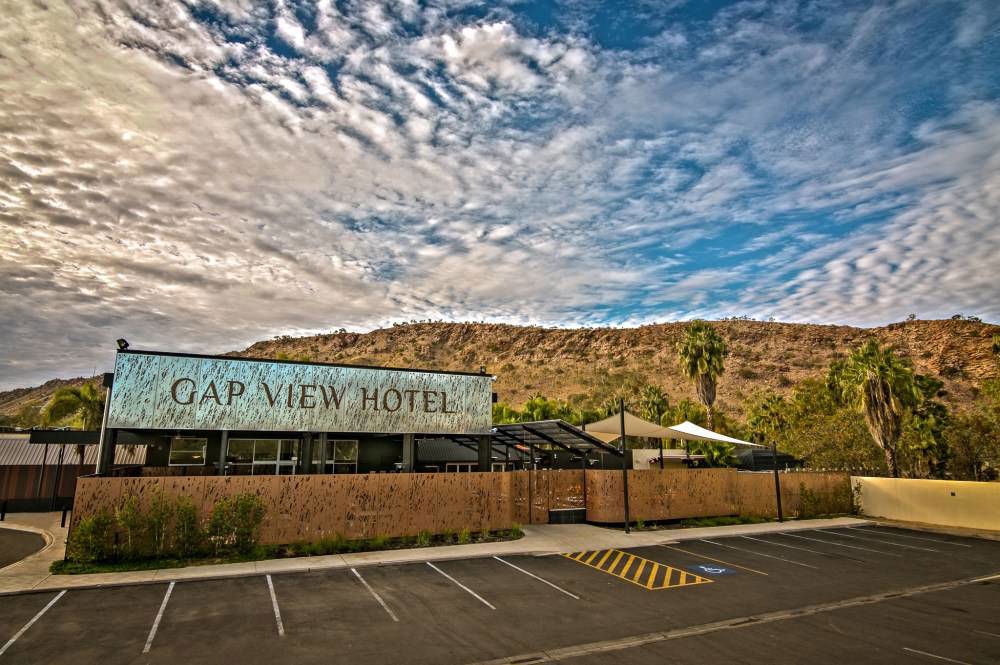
[168,437,207,467]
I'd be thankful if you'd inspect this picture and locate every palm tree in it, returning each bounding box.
[638,385,669,426]
[832,340,919,478]
[746,393,788,445]
[44,383,106,475]
[675,321,728,430]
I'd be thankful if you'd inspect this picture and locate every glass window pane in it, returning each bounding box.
[334,440,358,461]
[227,439,254,464]
[254,439,278,462]
[169,438,206,465]
[279,439,299,462]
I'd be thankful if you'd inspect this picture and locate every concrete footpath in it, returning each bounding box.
[0,514,871,594]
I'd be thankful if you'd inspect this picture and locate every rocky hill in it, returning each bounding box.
[3,319,997,420]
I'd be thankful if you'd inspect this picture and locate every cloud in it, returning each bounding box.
[0,0,998,389]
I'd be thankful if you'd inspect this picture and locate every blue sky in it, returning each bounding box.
[1,0,999,389]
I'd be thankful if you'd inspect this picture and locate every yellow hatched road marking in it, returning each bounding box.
[619,554,636,577]
[607,550,625,572]
[632,558,648,583]
[562,549,714,591]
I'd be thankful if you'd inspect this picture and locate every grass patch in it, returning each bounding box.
[50,527,525,575]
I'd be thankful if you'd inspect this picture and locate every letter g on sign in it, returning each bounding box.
[171,378,196,405]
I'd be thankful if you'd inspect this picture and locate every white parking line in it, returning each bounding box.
[427,562,496,610]
[851,527,972,548]
[266,575,285,637]
[740,535,832,557]
[779,532,902,557]
[493,556,581,599]
[818,529,938,552]
[351,568,399,622]
[0,589,66,658]
[143,582,174,654]
[974,630,1000,639]
[902,647,970,663]
[700,539,819,569]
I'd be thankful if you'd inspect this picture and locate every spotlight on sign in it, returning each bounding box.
[116,338,130,351]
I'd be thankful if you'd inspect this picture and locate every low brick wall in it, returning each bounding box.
[70,469,851,544]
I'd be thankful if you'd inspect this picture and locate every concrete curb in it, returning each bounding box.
[0,517,872,596]
[0,523,56,574]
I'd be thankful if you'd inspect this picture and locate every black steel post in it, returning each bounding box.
[659,437,664,469]
[50,445,65,511]
[528,439,536,525]
[61,507,68,528]
[581,452,588,518]
[401,433,415,472]
[620,398,630,534]
[95,375,114,476]
[218,429,229,476]
[317,432,328,474]
[301,432,313,475]
[36,442,49,498]
[1,500,6,521]
[772,441,784,522]
[477,435,492,472]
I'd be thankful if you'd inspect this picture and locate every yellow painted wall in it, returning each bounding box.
[852,476,1000,531]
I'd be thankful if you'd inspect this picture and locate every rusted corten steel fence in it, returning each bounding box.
[71,469,850,543]
[585,469,852,522]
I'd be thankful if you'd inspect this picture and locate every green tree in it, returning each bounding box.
[900,374,950,478]
[43,383,105,430]
[832,340,919,477]
[746,393,788,445]
[675,321,728,430]
[638,384,669,426]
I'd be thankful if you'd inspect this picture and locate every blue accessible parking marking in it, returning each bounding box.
[687,564,736,576]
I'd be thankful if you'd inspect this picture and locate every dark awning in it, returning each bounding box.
[443,420,622,457]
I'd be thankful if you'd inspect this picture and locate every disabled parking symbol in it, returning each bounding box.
[688,564,735,575]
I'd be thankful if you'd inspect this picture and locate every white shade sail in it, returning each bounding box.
[583,411,763,448]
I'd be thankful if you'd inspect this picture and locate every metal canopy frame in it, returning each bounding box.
[443,420,623,458]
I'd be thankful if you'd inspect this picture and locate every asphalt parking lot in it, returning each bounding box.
[0,525,998,664]
[0,528,46,570]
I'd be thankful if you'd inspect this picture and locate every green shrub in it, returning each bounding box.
[174,496,203,557]
[441,529,455,544]
[479,527,490,541]
[208,493,266,554]
[635,519,645,531]
[115,497,146,560]
[370,534,389,549]
[798,483,821,518]
[147,493,175,557]
[67,509,115,563]
[457,528,471,544]
[416,530,432,547]
[510,523,524,538]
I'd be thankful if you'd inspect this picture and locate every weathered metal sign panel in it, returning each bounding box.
[107,352,493,434]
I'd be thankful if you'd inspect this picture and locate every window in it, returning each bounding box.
[445,462,477,473]
[169,438,206,466]
[332,439,358,474]
[226,439,299,475]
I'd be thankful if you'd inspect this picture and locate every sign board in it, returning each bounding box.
[106,351,493,434]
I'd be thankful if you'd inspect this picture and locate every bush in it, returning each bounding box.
[147,493,175,557]
[798,483,821,519]
[116,497,146,560]
[67,509,115,563]
[207,493,266,554]
[415,530,432,547]
[174,496,204,557]
[510,523,524,538]
[457,528,471,544]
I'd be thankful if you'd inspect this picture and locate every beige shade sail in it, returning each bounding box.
[583,411,763,448]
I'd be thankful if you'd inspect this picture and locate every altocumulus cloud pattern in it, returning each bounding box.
[1,0,998,388]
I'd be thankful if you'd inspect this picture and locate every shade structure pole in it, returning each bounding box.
[620,398,630,534]
[528,439,535,525]
[772,441,784,522]
[659,438,664,469]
